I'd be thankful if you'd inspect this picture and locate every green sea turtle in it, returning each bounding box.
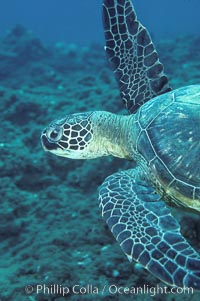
[41,0,200,289]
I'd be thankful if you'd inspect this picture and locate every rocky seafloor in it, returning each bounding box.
[0,25,200,301]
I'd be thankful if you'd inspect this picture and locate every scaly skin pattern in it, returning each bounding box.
[41,86,200,290]
[41,86,200,211]
[130,85,200,212]
[41,111,133,160]
[103,0,171,113]
[41,0,200,290]
[99,169,200,290]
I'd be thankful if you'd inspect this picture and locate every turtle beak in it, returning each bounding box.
[41,130,58,151]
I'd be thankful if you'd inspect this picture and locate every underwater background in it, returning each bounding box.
[1,0,200,46]
[0,0,200,300]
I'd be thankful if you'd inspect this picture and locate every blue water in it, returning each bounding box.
[1,0,200,300]
[0,0,200,46]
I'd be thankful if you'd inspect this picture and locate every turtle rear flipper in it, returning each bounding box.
[103,0,171,113]
[99,169,200,289]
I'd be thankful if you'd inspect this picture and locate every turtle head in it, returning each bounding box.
[41,111,108,159]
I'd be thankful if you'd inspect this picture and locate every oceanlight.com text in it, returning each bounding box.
[25,283,194,297]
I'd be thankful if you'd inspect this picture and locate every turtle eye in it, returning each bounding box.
[47,126,63,142]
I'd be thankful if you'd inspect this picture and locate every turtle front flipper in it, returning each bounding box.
[103,0,171,113]
[99,169,200,289]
